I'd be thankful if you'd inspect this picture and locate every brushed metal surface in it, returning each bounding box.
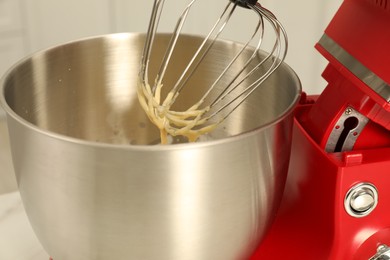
[0,33,301,260]
[0,117,17,195]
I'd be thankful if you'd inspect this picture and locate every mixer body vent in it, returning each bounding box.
[372,0,389,10]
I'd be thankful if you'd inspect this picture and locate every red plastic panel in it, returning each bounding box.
[324,0,390,85]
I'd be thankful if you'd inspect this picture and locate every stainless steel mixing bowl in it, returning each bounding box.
[0,33,301,260]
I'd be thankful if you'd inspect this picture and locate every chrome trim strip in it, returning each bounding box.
[318,34,390,102]
[324,107,369,153]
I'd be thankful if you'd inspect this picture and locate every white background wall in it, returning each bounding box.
[0,0,343,116]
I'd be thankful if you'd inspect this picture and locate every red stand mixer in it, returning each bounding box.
[43,0,390,258]
[45,1,390,258]
[2,0,390,259]
[253,0,390,258]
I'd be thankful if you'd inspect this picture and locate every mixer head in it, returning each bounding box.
[138,0,287,143]
[302,0,390,152]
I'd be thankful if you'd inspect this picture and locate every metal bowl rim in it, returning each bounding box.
[0,32,302,151]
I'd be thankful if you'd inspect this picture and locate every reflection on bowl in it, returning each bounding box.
[0,118,17,195]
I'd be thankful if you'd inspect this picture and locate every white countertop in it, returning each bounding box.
[0,192,49,260]
[0,117,49,259]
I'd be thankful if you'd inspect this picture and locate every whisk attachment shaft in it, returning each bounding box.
[230,0,258,9]
[138,0,288,143]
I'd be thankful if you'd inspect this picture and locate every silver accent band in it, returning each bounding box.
[318,34,390,103]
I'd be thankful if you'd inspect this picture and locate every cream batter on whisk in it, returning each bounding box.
[137,78,218,144]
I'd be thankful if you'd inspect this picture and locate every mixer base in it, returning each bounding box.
[252,97,390,259]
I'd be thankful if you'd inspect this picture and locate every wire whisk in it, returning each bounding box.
[137,0,288,144]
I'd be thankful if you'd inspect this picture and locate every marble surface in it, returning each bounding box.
[0,117,49,259]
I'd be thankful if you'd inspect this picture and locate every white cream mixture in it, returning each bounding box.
[137,78,218,144]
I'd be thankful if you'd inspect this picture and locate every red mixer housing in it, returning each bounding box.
[252,0,390,258]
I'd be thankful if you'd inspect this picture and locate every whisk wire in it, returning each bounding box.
[138,0,288,142]
[206,13,265,108]
[154,0,197,91]
[140,0,166,85]
[207,2,288,121]
[166,1,238,106]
